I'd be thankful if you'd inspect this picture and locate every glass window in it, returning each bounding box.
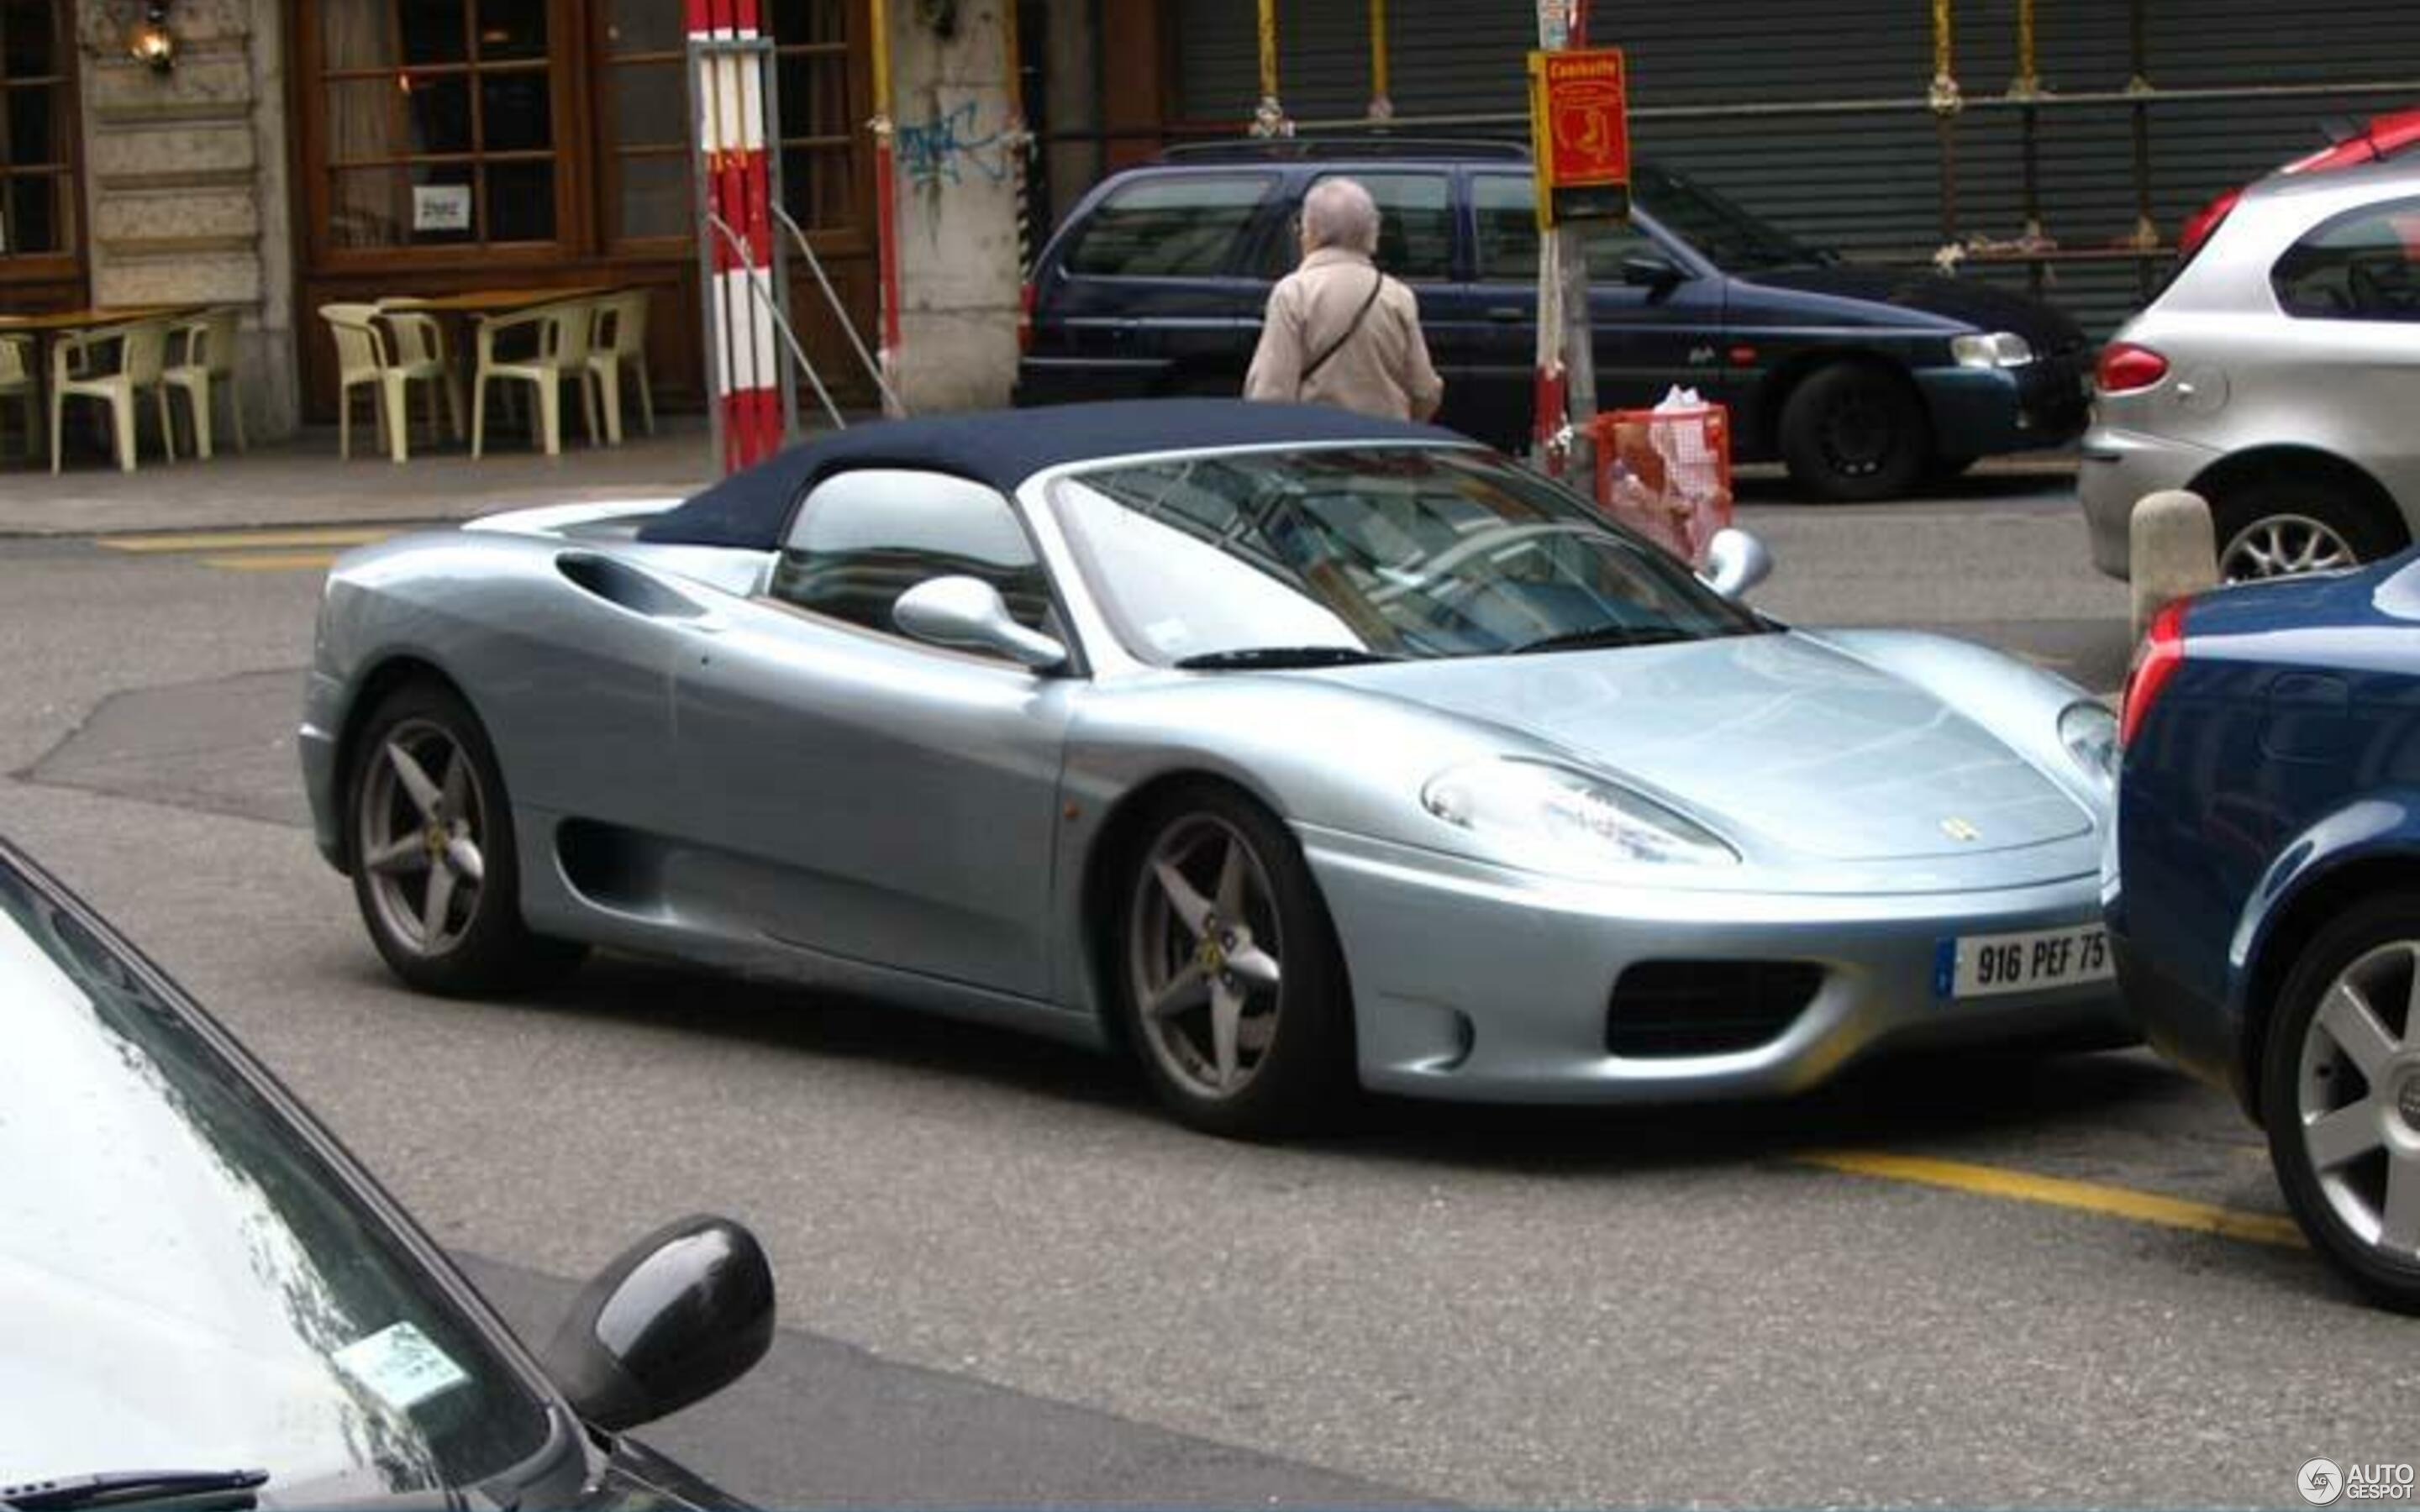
[1055,448,1765,665]
[771,470,1057,654]
[773,0,860,236]
[0,0,71,260]
[600,0,690,244]
[1324,171,1451,282]
[2274,197,2420,321]
[1472,174,1654,282]
[315,0,559,251]
[1066,174,1274,278]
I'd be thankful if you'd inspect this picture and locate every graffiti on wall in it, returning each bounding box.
[897,98,1015,190]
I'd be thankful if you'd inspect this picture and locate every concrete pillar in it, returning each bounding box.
[2130,490,2219,640]
[73,0,297,442]
[886,0,1023,412]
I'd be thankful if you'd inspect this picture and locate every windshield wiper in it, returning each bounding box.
[3,1471,269,1512]
[1507,625,1695,656]
[1176,645,1399,670]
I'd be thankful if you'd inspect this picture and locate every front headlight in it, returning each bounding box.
[1950,331,2035,369]
[1421,760,1739,873]
[2059,700,2118,785]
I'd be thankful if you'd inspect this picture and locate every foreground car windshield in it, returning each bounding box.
[1052,445,1767,665]
[0,858,553,1502]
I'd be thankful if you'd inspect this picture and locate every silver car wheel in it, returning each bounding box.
[2293,940,2420,1265]
[1128,815,1286,1100]
[356,718,489,958]
[2220,512,2357,583]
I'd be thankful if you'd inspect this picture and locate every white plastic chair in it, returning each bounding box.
[375,299,465,447]
[0,333,34,461]
[323,302,434,464]
[471,301,600,458]
[50,320,175,475]
[586,289,655,445]
[163,307,248,460]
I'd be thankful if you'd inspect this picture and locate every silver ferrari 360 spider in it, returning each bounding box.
[302,400,2128,1136]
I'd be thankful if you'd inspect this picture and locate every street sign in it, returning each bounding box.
[1528,47,1630,226]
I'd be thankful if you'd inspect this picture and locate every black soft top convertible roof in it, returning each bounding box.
[635,399,1467,550]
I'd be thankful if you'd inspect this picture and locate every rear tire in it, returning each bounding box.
[2260,894,2420,1312]
[2209,473,2403,583]
[1778,362,1930,503]
[1113,785,1355,1139]
[345,681,586,996]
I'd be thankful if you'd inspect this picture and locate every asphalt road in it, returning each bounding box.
[4,475,2411,1509]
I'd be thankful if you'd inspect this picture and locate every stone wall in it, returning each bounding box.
[74,0,296,441]
[885,0,1022,412]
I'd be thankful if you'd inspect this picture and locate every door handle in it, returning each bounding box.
[1486,307,1526,323]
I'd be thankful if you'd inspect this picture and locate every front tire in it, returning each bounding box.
[346,681,584,996]
[2210,473,2402,583]
[1778,362,1931,503]
[2261,895,2420,1312]
[1114,786,1353,1139]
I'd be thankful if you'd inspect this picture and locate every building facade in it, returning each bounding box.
[5,2,2416,444]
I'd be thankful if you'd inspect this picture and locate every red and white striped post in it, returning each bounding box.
[688,0,784,473]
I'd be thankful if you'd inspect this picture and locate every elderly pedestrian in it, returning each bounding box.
[1244,177,1444,423]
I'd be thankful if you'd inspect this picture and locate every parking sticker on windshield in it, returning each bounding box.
[334,1320,471,1410]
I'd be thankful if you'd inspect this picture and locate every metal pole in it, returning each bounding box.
[776,202,903,412]
[1538,3,1595,480]
[1251,0,1290,137]
[1367,0,1392,121]
[1930,0,1961,263]
[2128,0,2159,304]
[2013,0,2044,298]
[870,0,905,414]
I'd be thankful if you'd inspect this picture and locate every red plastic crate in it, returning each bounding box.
[1584,402,1733,567]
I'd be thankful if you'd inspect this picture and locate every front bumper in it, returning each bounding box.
[1302,826,2129,1104]
[1913,349,2090,459]
[2077,423,2219,580]
[300,670,347,872]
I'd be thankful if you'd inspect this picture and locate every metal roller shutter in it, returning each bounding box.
[1165,0,2420,338]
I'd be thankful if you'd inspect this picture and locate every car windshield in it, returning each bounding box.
[0,855,555,1503]
[1634,161,1833,271]
[1051,445,1769,666]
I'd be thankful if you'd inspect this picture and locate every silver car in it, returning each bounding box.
[301,400,2129,1137]
[2082,158,2420,582]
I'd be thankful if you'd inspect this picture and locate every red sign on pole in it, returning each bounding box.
[1528,47,1630,226]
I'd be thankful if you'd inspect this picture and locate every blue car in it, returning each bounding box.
[2111,557,2420,1310]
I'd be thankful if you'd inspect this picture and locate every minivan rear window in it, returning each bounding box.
[1065,173,1274,278]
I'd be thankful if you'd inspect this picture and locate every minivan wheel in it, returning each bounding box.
[2261,895,2420,1312]
[1778,362,1930,502]
[2212,475,2401,583]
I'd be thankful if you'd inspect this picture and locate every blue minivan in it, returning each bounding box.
[1016,141,2091,502]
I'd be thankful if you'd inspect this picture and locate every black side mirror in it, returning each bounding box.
[543,1215,776,1433]
[1622,254,1686,291]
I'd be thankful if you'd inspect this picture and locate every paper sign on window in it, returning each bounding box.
[412,185,472,234]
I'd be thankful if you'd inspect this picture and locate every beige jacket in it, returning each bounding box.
[1244,247,1444,423]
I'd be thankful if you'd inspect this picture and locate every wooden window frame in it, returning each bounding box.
[294,0,587,271]
[0,0,83,291]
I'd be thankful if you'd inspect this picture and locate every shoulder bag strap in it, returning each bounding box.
[1298,269,1386,385]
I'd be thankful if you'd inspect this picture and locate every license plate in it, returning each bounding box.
[1934,923,2113,999]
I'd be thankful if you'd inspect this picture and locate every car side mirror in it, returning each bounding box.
[1701,528,1773,601]
[1622,254,1686,291]
[894,575,1069,670]
[542,1215,776,1433]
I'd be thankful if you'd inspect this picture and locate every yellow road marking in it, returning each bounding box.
[197,550,344,572]
[1797,1148,2307,1248]
[100,527,398,554]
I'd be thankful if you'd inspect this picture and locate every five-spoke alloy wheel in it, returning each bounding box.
[2264,896,2420,1312]
[1118,788,1350,1137]
[348,681,582,995]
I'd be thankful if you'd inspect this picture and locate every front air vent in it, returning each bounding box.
[1606,961,1824,1058]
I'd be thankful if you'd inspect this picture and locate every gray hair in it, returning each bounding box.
[1301,177,1381,255]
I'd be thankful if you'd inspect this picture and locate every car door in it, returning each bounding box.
[1465,171,1729,423]
[670,469,1076,1000]
[2261,193,2420,515]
